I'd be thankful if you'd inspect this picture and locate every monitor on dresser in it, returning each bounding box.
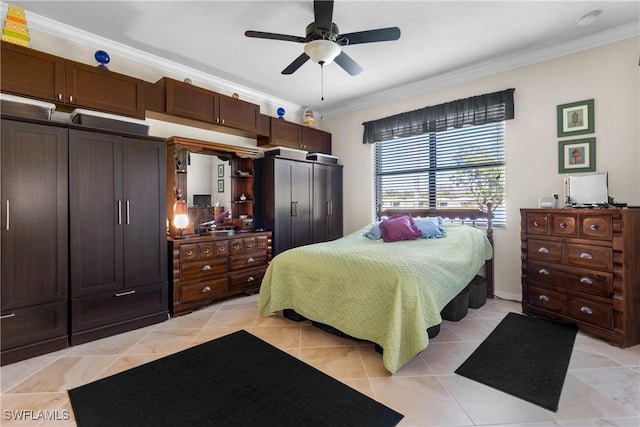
[568,172,608,206]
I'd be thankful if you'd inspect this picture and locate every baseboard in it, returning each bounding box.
[494,291,522,303]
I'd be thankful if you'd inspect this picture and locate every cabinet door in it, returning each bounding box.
[122,137,167,288]
[1,120,68,310]
[301,127,331,154]
[69,129,124,297]
[273,159,294,254]
[290,160,313,249]
[0,41,65,102]
[313,164,343,243]
[165,78,216,123]
[65,61,145,118]
[270,118,302,149]
[218,95,258,132]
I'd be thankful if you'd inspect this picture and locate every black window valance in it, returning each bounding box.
[362,88,515,144]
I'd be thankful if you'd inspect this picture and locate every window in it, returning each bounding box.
[374,121,506,226]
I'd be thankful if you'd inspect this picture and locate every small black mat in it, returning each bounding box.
[455,312,578,412]
[68,330,403,427]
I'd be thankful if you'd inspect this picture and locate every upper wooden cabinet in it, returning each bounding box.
[258,117,332,154]
[1,41,145,118]
[156,78,258,133]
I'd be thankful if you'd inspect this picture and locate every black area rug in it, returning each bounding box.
[68,330,403,427]
[455,312,578,412]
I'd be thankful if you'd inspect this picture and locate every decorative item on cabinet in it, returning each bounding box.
[94,50,110,69]
[520,208,640,348]
[173,193,189,239]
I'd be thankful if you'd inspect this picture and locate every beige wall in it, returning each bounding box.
[323,37,640,300]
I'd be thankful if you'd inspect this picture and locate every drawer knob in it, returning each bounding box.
[580,306,593,315]
[538,246,550,253]
[246,257,255,263]
[580,276,594,285]
[533,221,540,227]
[186,250,193,256]
[538,295,550,302]
[579,252,593,259]
[218,247,226,252]
[590,224,598,231]
[203,248,210,254]
[202,264,212,271]
[538,268,550,275]
[201,286,211,293]
[559,222,566,228]
[246,276,255,282]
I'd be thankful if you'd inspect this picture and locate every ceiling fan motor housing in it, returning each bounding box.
[306,22,340,41]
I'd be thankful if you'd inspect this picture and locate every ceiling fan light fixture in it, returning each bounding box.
[304,39,341,65]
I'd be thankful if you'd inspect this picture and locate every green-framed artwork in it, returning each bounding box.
[217,179,224,193]
[558,138,596,173]
[217,163,225,178]
[557,99,594,137]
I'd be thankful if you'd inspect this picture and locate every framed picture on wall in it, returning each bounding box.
[558,138,596,173]
[557,99,594,137]
[218,163,225,178]
[217,179,224,193]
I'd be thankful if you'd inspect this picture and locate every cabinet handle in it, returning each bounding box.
[115,290,136,297]
[5,200,9,231]
[0,313,16,319]
[533,221,540,227]
[69,95,73,103]
[590,224,598,231]
[538,268,550,275]
[246,276,255,282]
[538,295,550,302]
[117,200,122,225]
[221,119,225,125]
[580,306,594,315]
[579,252,593,259]
[538,246,550,253]
[202,264,212,271]
[125,200,130,225]
[246,257,254,263]
[58,93,63,101]
[559,222,566,228]
[201,286,211,293]
[579,276,594,285]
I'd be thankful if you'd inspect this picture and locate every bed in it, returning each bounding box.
[257,206,494,373]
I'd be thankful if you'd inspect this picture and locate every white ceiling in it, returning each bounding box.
[8,1,640,117]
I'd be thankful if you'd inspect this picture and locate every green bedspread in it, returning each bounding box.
[257,223,493,373]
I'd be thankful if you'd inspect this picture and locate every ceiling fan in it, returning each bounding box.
[245,0,401,77]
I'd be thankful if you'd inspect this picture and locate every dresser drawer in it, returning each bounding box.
[527,284,565,313]
[180,258,228,281]
[180,241,228,261]
[526,214,549,234]
[179,278,228,303]
[1,300,68,351]
[528,239,563,262]
[581,216,612,240]
[229,268,266,292]
[528,261,613,297]
[551,214,576,237]
[566,243,612,271]
[229,239,243,255]
[256,235,269,250]
[229,252,267,271]
[242,237,257,252]
[567,296,613,330]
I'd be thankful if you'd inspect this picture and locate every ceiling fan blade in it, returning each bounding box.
[338,27,401,45]
[282,53,310,75]
[245,30,307,44]
[334,51,363,76]
[314,0,334,33]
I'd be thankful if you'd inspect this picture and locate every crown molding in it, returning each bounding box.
[11,3,306,118]
[320,21,639,118]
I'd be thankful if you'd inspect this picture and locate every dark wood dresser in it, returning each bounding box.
[521,208,640,347]
[169,231,272,315]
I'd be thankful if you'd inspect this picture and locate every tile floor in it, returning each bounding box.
[1,295,639,427]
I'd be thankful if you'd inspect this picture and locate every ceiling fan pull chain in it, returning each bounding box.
[321,62,324,101]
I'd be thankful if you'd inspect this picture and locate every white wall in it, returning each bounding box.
[323,37,640,300]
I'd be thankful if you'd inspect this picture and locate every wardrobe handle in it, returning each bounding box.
[125,200,130,225]
[69,95,73,103]
[5,200,9,231]
[117,200,122,225]
[115,290,136,297]
[0,313,16,319]
[58,93,63,101]
[291,201,295,217]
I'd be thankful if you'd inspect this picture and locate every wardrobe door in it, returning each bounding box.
[290,160,313,249]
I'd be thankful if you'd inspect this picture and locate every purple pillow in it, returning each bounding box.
[215,210,229,223]
[379,215,422,242]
